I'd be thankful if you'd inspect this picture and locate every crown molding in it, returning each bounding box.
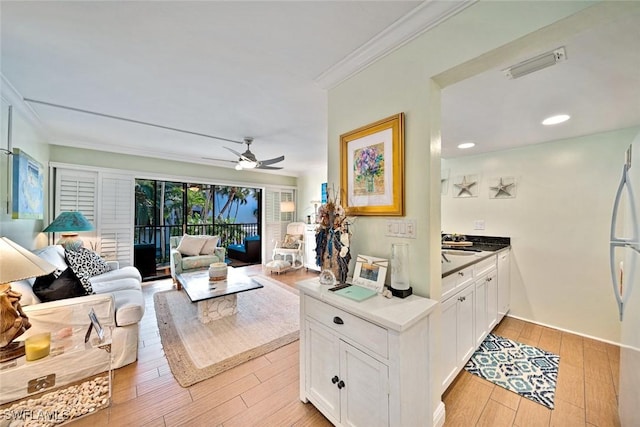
[0,74,47,136]
[314,0,477,90]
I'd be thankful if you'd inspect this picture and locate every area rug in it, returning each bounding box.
[464,333,560,409]
[154,274,299,387]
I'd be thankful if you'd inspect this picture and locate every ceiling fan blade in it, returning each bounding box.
[256,164,283,170]
[259,155,284,166]
[224,146,244,158]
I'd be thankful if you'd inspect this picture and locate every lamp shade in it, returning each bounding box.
[0,237,57,283]
[280,201,295,213]
[43,211,94,233]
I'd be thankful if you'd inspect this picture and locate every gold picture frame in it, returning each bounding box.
[340,113,404,216]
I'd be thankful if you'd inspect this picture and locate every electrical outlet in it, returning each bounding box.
[474,220,485,230]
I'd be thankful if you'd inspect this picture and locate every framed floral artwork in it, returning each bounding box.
[340,113,404,216]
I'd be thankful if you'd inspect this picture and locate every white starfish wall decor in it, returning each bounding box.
[489,177,517,198]
[453,174,479,198]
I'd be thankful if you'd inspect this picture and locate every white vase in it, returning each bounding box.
[391,243,410,291]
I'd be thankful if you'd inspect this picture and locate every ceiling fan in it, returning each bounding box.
[204,137,285,170]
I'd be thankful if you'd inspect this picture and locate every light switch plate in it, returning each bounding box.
[385,219,416,238]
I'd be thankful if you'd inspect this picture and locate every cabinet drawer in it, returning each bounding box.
[474,255,496,276]
[442,266,473,300]
[304,295,388,358]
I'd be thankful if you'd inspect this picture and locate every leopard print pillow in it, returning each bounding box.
[65,247,111,294]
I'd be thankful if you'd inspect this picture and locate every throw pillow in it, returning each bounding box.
[176,234,206,256]
[33,268,88,302]
[200,235,220,255]
[65,247,111,294]
[282,234,302,249]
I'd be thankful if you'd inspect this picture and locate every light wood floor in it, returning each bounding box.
[68,266,621,427]
[443,318,621,427]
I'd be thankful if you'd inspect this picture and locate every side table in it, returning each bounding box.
[0,325,112,406]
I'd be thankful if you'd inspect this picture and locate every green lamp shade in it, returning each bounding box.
[43,211,94,233]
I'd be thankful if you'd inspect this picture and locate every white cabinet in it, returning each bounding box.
[304,224,320,271]
[441,284,475,390]
[441,253,500,392]
[486,269,498,331]
[306,320,388,426]
[299,280,438,427]
[442,265,473,301]
[474,262,498,346]
[474,275,487,346]
[497,249,511,322]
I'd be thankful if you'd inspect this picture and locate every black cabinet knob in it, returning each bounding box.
[337,380,345,389]
[332,376,339,384]
[333,316,344,325]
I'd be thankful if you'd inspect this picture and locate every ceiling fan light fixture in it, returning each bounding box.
[503,47,566,79]
[239,159,257,169]
[235,164,243,171]
[457,142,475,150]
[542,114,570,126]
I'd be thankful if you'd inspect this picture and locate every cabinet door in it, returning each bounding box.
[340,341,389,427]
[457,285,475,365]
[486,269,498,331]
[306,321,340,421]
[474,276,487,346]
[441,296,459,390]
[497,250,511,322]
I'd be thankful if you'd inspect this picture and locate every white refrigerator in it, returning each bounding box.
[610,131,640,426]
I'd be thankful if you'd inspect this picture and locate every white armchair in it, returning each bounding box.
[273,222,306,269]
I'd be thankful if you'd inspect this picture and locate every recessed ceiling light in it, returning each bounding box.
[542,114,570,125]
[457,142,476,149]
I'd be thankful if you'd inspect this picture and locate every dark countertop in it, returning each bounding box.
[441,234,510,277]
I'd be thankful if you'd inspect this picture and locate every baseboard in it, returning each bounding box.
[504,314,622,347]
[433,401,446,427]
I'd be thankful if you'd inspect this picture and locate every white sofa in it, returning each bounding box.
[10,245,145,369]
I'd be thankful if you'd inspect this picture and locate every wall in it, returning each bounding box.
[326,0,597,420]
[442,126,639,342]
[296,165,326,223]
[0,90,50,249]
[49,145,297,188]
[328,0,594,299]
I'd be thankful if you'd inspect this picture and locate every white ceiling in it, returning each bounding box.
[2,2,639,174]
[0,0,427,175]
[441,9,640,159]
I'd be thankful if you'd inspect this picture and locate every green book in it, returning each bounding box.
[334,285,378,302]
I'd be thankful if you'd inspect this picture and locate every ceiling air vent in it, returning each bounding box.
[503,47,566,79]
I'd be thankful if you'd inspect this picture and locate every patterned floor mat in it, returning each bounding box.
[464,333,560,409]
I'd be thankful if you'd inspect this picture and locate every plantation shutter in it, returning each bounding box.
[99,173,134,266]
[264,189,280,262]
[54,167,134,266]
[264,188,295,262]
[54,169,99,245]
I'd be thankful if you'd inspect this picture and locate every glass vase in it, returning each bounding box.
[391,243,410,291]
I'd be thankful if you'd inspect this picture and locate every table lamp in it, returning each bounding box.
[280,201,295,213]
[0,237,57,362]
[43,211,94,251]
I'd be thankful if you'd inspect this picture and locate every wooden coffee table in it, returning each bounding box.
[175,268,263,324]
